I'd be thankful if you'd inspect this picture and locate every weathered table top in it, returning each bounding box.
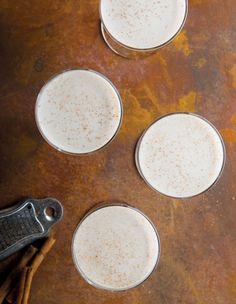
[0,0,236,303]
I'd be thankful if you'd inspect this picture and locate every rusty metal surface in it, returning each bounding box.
[0,0,236,303]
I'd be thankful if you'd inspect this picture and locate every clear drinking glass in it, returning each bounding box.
[35,68,123,155]
[100,0,188,58]
[135,112,226,199]
[72,203,161,291]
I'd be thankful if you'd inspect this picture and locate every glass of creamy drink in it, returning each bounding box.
[136,113,226,199]
[100,0,188,58]
[72,203,160,291]
[35,69,123,155]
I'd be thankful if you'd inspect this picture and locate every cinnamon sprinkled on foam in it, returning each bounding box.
[73,206,159,290]
[101,0,187,49]
[36,70,122,154]
[137,114,225,198]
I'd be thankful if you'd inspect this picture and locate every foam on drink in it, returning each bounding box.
[100,0,187,49]
[36,69,122,154]
[72,205,160,291]
[136,113,225,198]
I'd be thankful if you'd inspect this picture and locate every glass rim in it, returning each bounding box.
[35,68,123,156]
[135,112,226,199]
[71,202,161,292]
[99,0,188,52]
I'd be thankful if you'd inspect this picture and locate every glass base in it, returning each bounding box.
[100,23,156,59]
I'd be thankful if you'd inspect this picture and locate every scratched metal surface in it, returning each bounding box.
[0,0,236,303]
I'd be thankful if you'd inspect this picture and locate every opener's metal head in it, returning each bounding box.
[0,198,63,261]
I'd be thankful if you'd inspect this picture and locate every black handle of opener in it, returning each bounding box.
[0,198,63,261]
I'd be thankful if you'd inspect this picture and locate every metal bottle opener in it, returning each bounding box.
[0,198,63,261]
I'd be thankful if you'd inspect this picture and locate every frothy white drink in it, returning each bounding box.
[36,69,122,154]
[100,0,187,49]
[136,113,225,198]
[72,205,160,291]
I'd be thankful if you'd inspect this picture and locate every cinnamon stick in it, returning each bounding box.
[21,268,33,304]
[16,267,28,304]
[0,246,37,304]
[30,236,56,275]
[22,236,56,304]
